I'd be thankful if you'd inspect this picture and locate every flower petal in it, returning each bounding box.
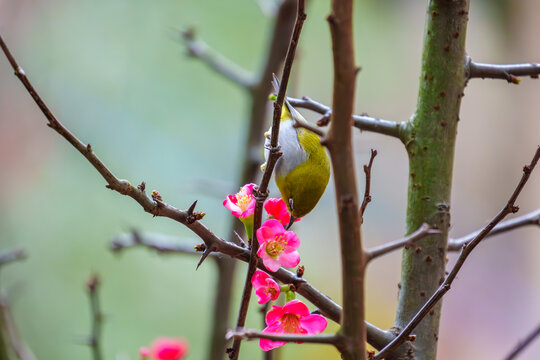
[259,323,286,351]
[283,231,300,250]
[300,314,328,334]
[251,270,269,288]
[261,219,285,236]
[255,287,271,304]
[282,300,310,316]
[278,251,300,269]
[265,305,286,326]
[261,255,281,272]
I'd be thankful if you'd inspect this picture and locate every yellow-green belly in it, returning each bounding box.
[275,154,330,218]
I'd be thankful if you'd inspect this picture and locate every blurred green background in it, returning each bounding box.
[0,0,539,359]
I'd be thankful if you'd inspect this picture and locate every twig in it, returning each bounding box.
[85,275,103,360]
[0,249,26,268]
[365,224,440,262]
[229,1,306,358]
[292,119,325,137]
[375,146,540,359]
[468,57,540,84]
[179,28,256,89]
[359,149,377,223]
[0,292,37,360]
[503,321,540,360]
[226,328,340,346]
[286,96,404,140]
[447,208,540,251]
[110,232,205,256]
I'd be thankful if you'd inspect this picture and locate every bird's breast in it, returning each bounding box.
[265,120,306,178]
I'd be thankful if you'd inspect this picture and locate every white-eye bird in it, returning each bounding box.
[262,76,330,227]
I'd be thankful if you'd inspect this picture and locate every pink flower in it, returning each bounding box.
[251,270,280,304]
[259,299,327,351]
[223,183,256,219]
[256,219,300,272]
[150,338,188,360]
[264,198,299,226]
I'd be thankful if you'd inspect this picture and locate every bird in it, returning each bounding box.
[261,75,330,228]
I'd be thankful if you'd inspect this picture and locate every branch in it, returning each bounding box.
[178,28,256,89]
[447,208,540,251]
[286,96,404,140]
[229,2,306,358]
[0,249,26,268]
[325,0,367,358]
[359,149,377,223]
[467,57,540,84]
[365,224,440,263]
[85,275,103,360]
[226,328,340,346]
[503,321,540,360]
[110,232,205,256]
[0,292,37,360]
[375,146,540,359]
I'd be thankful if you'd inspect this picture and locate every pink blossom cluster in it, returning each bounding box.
[225,184,327,351]
[223,184,301,272]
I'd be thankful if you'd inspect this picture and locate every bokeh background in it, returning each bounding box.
[1,0,539,359]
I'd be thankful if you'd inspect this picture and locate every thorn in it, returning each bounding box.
[137,181,146,191]
[187,200,198,215]
[296,265,305,278]
[233,231,247,248]
[196,248,213,270]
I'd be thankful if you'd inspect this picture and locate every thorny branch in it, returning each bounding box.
[447,208,540,251]
[229,1,306,358]
[359,149,377,224]
[365,224,440,262]
[375,146,540,359]
[503,321,540,360]
[85,275,103,360]
[467,57,540,84]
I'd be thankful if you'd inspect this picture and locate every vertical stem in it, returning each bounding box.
[229,1,306,358]
[326,0,365,359]
[394,2,470,359]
